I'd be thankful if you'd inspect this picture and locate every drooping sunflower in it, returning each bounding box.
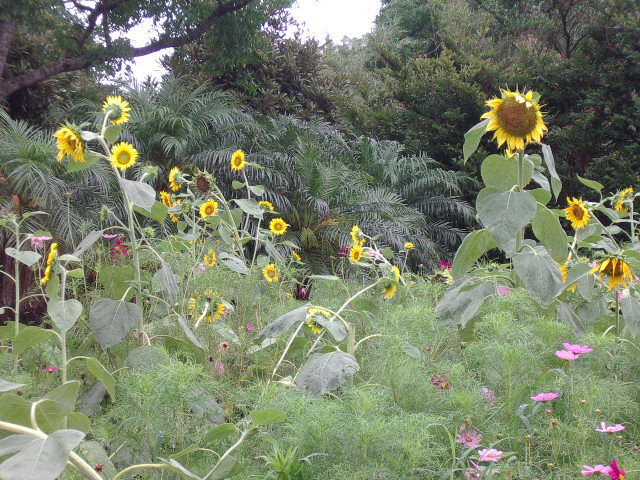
[195,174,211,193]
[109,142,138,171]
[262,263,279,283]
[305,317,324,335]
[53,126,85,163]
[305,307,330,335]
[564,197,591,230]
[351,225,365,247]
[200,200,219,218]
[259,200,275,212]
[590,257,634,290]
[481,89,547,151]
[558,262,577,293]
[350,245,363,263]
[615,187,634,213]
[159,191,172,208]
[404,242,414,250]
[102,95,131,125]
[231,149,246,171]
[203,249,216,267]
[269,218,288,235]
[381,283,397,300]
[168,167,182,192]
[41,242,59,285]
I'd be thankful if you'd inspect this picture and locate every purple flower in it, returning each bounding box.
[246,322,255,332]
[213,360,225,374]
[43,366,59,373]
[481,387,496,401]
[456,428,482,447]
[562,342,593,354]
[366,248,384,260]
[102,233,118,239]
[198,263,206,273]
[477,448,502,462]
[530,392,559,402]
[496,285,511,296]
[440,260,451,269]
[464,461,484,479]
[29,236,52,249]
[581,464,611,476]
[555,349,580,361]
[595,422,625,433]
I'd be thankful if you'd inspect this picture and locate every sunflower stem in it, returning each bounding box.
[515,149,525,287]
[12,219,20,372]
[615,289,620,337]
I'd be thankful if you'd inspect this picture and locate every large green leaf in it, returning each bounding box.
[78,441,117,480]
[577,175,604,192]
[103,124,122,143]
[156,262,179,305]
[531,203,568,262]
[541,143,561,200]
[436,278,494,328]
[72,230,103,258]
[476,187,537,254]
[512,246,563,306]
[0,429,85,480]
[35,381,84,433]
[217,252,249,274]
[249,409,286,426]
[97,265,134,300]
[86,358,116,402]
[258,304,311,339]
[556,302,585,337]
[295,351,360,396]
[621,295,640,338]
[233,198,263,220]
[202,424,237,445]
[12,327,55,356]
[5,248,41,267]
[451,228,496,279]
[89,299,141,349]
[47,299,82,334]
[0,378,25,393]
[463,118,489,163]
[119,178,155,210]
[480,154,533,191]
[133,201,168,223]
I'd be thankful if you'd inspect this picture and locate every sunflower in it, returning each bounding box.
[404,242,414,250]
[212,302,226,321]
[40,242,59,285]
[168,167,182,192]
[305,306,330,335]
[200,200,219,218]
[195,175,211,193]
[615,187,634,213]
[259,200,275,211]
[203,249,216,267]
[262,263,279,283]
[564,197,591,230]
[305,318,324,335]
[481,89,547,151]
[350,245,363,263]
[53,126,85,163]
[159,191,172,208]
[590,257,634,290]
[269,218,288,235]
[102,95,131,125]
[292,251,302,261]
[231,149,246,171]
[382,283,397,300]
[109,142,138,170]
[558,262,577,293]
[351,225,365,247]
[391,265,401,282]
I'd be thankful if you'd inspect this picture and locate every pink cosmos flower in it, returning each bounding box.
[246,322,255,332]
[581,464,611,476]
[102,233,118,239]
[43,366,59,373]
[481,387,496,401]
[29,236,52,249]
[588,261,598,268]
[219,341,229,350]
[530,392,559,402]
[110,239,129,260]
[555,349,580,361]
[496,285,511,296]
[457,428,482,447]
[464,461,484,479]
[366,248,384,260]
[477,448,503,462]
[198,263,206,273]
[440,260,451,269]
[562,342,593,354]
[595,422,625,433]
[213,360,225,374]
[430,376,451,390]
[608,459,625,480]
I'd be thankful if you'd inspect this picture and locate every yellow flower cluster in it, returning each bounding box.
[200,200,219,218]
[110,142,138,171]
[203,249,216,267]
[615,187,634,213]
[269,218,288,235]
[41,242,59,285]
[231,149,246,171]
[262,263,278,283]
[53,127,85,163]
[102,96,131,125]
[160,191,181,222]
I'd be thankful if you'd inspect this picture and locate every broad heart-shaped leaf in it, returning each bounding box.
[133,201,168,223]
[541,143,562,200]
[258,304,311,339]
[249,408,286,426]
[512,246,563,306]
[436,278,494,328]
[463,118,489,163]
[476,187,537,254]
[156,262,179,305]
[217,252,249,274]
[103,124,122,143]
[295,351,360,396]
[47,299,82,334]
[0,435,33,456]
[621,295,640,338]
[313,314,347,341]
[451,228,496,279]
[202,424,237,445]
[531,203,568,262]
[249,184,265,196]
[36,381,84,433]
[89,299,141,349]
[480,154,534,191]
[233,198,263,220]
[97,265,134,300]
[157,458,201,480]
[119,178,155,210]
[78,441,117,480]
[0,394,30,426]
[12,327,55,356]
[5,248,41,267]
[72,229,103,258]
[0,429,85,480]
[577,175,604,192]
[0,378,25,392]
[177,315,205,350]
[556,302,585,337]
[86,357,116,401]
[208,455,244,480]
[231,179,245,190]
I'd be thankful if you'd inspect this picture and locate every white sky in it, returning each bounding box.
[122,0,381,81]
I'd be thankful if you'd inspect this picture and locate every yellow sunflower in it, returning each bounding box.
[203,249,217,267]
[382,283,397,300]
[53,126,85,163]
[391,265,401,282]
[159,191,172,208]
[212,302,226,321]
[109,142,138,170]
[269,218,288,235]
[615,187,634,213]
[292,251,302,261]
[558,262,577,293]
[259,200,275,211]
[306,307,330,335]
[405,242,414,250]
[350,225,365,247]
[590,257,634,290]
[564,197,591,230]
[200,200,219,218]
[481,89,547,151]
[262,263,279,283]
[168,167,182,192]
[231,149,246,171]
[305,318,324,335]
[102,95,131,125]
[41,242,59,285]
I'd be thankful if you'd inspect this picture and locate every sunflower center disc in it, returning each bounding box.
[496,97,538,137]
[118,153,130,164]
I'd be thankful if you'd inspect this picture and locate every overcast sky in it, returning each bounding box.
[122,0,381,81]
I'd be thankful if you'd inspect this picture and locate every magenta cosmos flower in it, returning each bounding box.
[608,459,625,480]
[555,349,580,361]
[581,464,611,476]
[562,342,593,354]
[496,285,511,296]
[530,392,559,402]
[595,422,625,433]
[29,236,52,248]
[477,448,502,462]
[464,461,484,479]
[456,428,482,447]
